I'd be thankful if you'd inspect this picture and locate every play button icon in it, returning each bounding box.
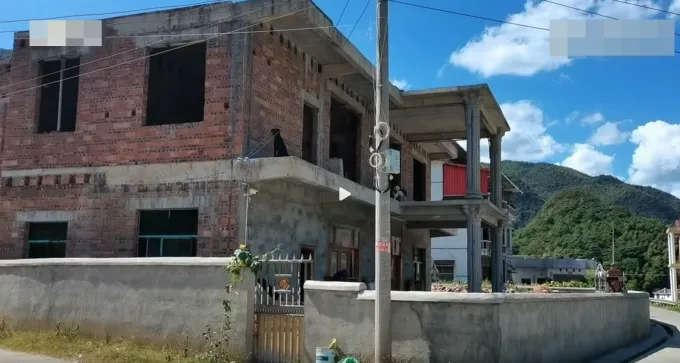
[339,187,351,201]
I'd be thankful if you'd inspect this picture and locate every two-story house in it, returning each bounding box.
[430,146,521,283]
[0,0,511,292]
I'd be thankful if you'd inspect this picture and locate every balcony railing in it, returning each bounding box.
[481,240,491,256]
[502,200,516,215]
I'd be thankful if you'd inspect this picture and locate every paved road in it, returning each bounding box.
[0,349,71,362]
[635,307,680,362]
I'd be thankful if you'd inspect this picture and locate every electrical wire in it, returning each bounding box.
[0,16,326,96]
[0,0,230,75]
[345,0,371,45]
[13,26,347,40]
[544,0,680,37]
[1,0,308,87]
[390,0,680,54]
[610,0,680,17]
[336,0,351,26]
[0,0,225,25]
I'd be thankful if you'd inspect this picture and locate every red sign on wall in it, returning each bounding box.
[376,241,390,253]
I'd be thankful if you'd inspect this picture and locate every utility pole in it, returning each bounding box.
[374,0,392,361]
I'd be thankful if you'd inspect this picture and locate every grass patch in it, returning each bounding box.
[0,318,237,363]
[650,301,680,312]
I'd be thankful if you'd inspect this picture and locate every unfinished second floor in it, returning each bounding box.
[0,0,510,203]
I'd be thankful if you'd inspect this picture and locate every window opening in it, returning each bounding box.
[37,58,79,133]
[137,209,199,257]
[27,222,68,258]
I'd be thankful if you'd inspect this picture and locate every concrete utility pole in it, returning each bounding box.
[374,0,392,361]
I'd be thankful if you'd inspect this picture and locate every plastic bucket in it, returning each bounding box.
[316,347,336,363]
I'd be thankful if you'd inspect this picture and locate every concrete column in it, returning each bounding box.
[489,135,502,206]
[669,231,678,302]
[509,228,514,255]
[464,92,483,199]
[491,225,504,292]
[233,268,255,360]
[489,134,503,292]
[464,205,483,292]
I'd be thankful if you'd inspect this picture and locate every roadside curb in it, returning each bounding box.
[588,321,670,363]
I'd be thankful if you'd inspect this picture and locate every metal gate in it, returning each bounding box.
[254,255,312,363]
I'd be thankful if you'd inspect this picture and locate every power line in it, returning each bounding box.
[0,4,316,98]
[0,0,304,78]
[544,0,680,37]
[389,0,548,31]
[390,0,680,54]
[0,0,224,25]
[1,0,307,90]
[336,0,351,25]
[12,26,344,40]
[0,2,233,34]
[610,0,680,17]
[345,0,371,44]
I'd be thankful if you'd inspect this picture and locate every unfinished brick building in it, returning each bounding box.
[0,0,511,291]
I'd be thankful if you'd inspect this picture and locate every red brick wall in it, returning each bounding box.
[0,57,9,175]
[0,174,239,258]
[1,33,236,171]
[248,26,394,191]
[0,18,433,259]
[248,28,324,160]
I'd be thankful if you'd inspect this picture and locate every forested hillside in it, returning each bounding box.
[502,161,680,228]
[514,189,668,291]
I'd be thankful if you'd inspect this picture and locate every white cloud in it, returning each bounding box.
[391,78,411,90]
[449,0,663,77]
[628,120,680,196]
[669,0,680,18]
[580,112,605,125]
[457,100,564,162]
[563,111,606,125]
[561,144,614,176]
[589,122,631,146]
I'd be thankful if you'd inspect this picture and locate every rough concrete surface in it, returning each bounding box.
[304,281,650,363]
[0,349,71,362]
[0,258,254,359]
[633,307,680,362]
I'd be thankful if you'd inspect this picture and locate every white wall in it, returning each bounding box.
[430,161,467,281]
[431,160,444,201]
[513,267,548,284]
[654,293,673,301]
[512,267,590,284]
[432,230,468,282]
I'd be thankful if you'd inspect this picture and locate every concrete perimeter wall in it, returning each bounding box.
[0,258,254,359]
[304,281,650,363]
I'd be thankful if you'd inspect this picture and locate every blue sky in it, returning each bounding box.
[1,0,680,194]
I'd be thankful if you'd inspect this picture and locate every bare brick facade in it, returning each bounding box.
[0,4,431,260]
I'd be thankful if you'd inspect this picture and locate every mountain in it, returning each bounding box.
[502,161,680,228]
[514,189,668,292]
